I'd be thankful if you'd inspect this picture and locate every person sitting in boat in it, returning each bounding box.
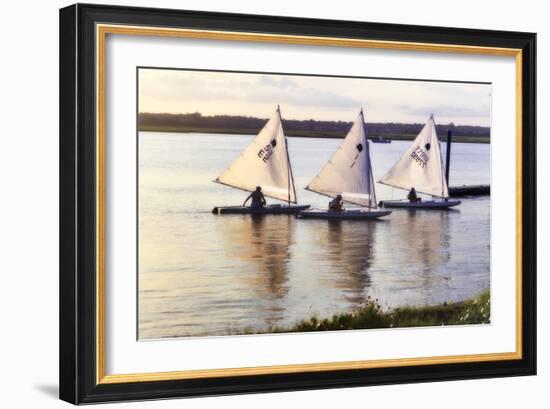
[243,186,267,208]
[329,194,344,211]
[407,187,422,203]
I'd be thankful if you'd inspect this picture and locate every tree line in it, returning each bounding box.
[138,112,490,138]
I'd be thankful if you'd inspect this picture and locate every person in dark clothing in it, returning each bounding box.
[329,194,344,211]
[407,187,422,203]
[244,186,267,208]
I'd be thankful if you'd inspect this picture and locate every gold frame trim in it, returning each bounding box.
[96,23,523,385]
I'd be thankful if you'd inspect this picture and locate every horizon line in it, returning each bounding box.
[138,111,491,128]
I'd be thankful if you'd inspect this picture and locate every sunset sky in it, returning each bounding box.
[139,68,491,126]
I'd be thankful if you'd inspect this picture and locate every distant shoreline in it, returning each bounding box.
[138,112,491,144]
[139,126,490,144]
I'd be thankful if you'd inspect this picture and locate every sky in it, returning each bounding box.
[139,68,491,126]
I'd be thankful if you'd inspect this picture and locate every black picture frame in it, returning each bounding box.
[59,3,536,404]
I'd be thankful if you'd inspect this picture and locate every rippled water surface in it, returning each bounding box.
[138,132,490,339]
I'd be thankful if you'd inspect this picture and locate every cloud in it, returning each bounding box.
[398,104,489,119]
[141,71,360,110]
[249,86,360,109]
[258,76,298,89]
[138,68,491,125]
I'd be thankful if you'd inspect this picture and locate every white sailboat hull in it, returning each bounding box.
[297,209,391,220]
[380,199,461,209]
[213,204,310,215]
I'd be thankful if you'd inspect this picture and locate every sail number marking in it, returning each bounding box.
[257,139,277,163]
[410,146,429,168]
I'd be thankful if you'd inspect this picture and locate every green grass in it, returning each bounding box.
[234,290,490,335]
[139,126,490,143]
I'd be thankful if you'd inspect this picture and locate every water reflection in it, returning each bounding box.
[138,132,490,338]
[221,215,295,327]
[397,211,450,268]
[368,209,459,306]
[320,220,377,305]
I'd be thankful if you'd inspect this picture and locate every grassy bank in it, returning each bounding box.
[139,126,490,144]
[248,290,490,335]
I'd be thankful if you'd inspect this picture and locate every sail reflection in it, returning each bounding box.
[317,220,377,305]
[220,215,295,326]
[379,210,454,301]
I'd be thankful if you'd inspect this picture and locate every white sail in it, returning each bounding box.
[379,114,449,198]
[215,108,297,203]
[306,109,377,208]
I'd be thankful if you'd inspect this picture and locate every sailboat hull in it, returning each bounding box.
[297,209,391,220]
[213,204,310,215]
[380,199,461,209]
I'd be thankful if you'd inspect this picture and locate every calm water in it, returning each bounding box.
[138,132,490,339]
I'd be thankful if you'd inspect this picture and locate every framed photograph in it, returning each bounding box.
[59,3,536,404]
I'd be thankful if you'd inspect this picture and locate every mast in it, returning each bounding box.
[432,113,448,199]
[445,129,452,187]
[279,105,293,206]
[360,107,376,209]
